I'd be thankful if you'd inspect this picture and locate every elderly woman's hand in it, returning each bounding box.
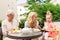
[9,28,15,33]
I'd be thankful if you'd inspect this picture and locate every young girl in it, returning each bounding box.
[43,11,58,40]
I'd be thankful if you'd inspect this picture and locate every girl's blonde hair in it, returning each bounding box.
[27,12,37,28]
[46,11,52,18]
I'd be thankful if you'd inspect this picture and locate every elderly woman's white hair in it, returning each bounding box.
[6,9,15,16]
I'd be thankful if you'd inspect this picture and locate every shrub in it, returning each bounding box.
[19,19,26,28]
[28,3,60,21]
[20,1,60,28]
[0,20,2,40]
[0,20,2,27]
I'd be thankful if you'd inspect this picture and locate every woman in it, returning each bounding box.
[1,9,20,40]
[24,12,41,40]
[43,11,58,40]
[24,12,40,29]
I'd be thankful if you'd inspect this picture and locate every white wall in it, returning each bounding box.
[54,22,60,28]
[0,0,17,20]
[50,0,60,5]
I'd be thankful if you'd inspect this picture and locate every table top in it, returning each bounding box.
[7,32,43,39]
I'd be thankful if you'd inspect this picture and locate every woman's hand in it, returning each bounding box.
[9,28,15,33]
[9,27,20,33]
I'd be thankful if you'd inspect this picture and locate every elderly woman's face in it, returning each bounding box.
[7,12,14,20]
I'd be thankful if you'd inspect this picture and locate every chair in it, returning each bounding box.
[0,27,2,35]
[48,26,60,40]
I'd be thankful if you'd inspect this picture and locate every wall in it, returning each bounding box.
[0,0,17,20]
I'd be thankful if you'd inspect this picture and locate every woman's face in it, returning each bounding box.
[7,12,14,21]
[32,15,37,22]
[46,15,52,22]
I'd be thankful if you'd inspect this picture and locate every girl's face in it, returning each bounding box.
[32,15,37,22]
[46,15,52,22]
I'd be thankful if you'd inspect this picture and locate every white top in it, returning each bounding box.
[24,21,39,28]
[2,19,19,40]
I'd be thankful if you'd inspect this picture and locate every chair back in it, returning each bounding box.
[0,27,2,35]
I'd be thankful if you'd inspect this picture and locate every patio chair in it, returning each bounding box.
[48,26,60,40]
[0,27,2,35]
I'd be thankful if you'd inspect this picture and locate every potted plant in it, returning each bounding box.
[37,17,44,28]
[19,19,26,28]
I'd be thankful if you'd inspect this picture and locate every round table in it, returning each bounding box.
[7,32,43,40]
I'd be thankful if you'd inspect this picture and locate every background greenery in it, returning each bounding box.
[0,20,2,40]
[20,0,60,28]
[0,20,2,27]
[27,0,60,21]
[28,3,60,21]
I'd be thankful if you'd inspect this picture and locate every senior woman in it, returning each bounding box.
[1,9,21,40]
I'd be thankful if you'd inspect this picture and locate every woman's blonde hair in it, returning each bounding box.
[27,12,37,28]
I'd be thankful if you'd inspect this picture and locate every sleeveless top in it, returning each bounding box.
[44,22,58,38]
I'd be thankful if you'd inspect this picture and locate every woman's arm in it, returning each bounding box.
[36,21,41,29]
[1,21,8,36]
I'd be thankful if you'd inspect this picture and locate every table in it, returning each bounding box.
[7,32,43,40]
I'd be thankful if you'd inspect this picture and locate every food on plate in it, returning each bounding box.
[14,27,20,30]
[9,29,15,33]
[21,28,33,34]
[33,29,40,33]
[9,27,20,33]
